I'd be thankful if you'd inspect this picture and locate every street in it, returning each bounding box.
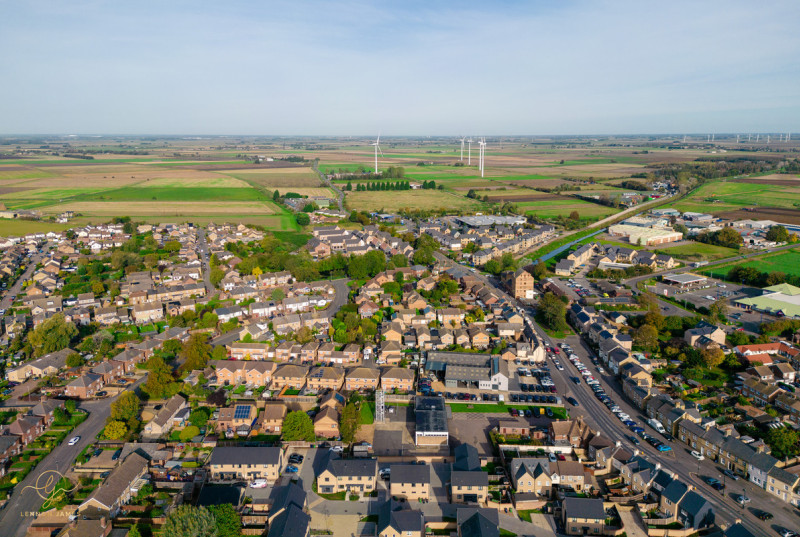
[195,227,214,295]
[0,378,145,537]
[1,250,45,311]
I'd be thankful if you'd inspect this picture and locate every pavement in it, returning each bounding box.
[0,377,145,537]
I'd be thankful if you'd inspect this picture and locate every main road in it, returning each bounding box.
[436,249,799,534]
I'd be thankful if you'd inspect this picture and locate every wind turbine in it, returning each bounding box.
[478,138,486,178]
[371,134,383,174]
[459,136,466,161]
[467,138,474,165]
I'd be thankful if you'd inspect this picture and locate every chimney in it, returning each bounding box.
[40,395,47,403]
[100,517,107,529]
[724,428,733,437]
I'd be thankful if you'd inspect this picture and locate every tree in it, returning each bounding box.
[537,292,569,333]
[295,213,310,226]
[210,268,225,288]
[165,240,181,252]
[569,210,580,221]
[767,427,800,459]
[644,309,665,331]
[339,402,360,443]
[765,225,790,243]
[161,505,217,537]
[66,352,85,368]
[143,355,174,399]
[111,391,141,428]
[91,281,105,296]
[189,407,211,428]
[104,420,128,440]
[209,504,242,537]
[708,299,727,322]
[531,261,547,280]
[700,347,724,368]
[179,334,212,372]
[633,324,659,351]
[271,288,286,302]
[65,400,77,413]
[714,227,744,249]
[53,407,69,423]
[128,524,142,537]
[282,410,315,441]
[295,326,313,344]
[29,314,78,357]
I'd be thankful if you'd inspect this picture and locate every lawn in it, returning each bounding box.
[703,248,800,278]
[359,402,375,425]
[345,190,483,212]
[517,199,619,219]
[655,242,738,262]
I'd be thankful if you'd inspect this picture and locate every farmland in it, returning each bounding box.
[345,190,484,213]
[703,248,800,278]
[668,176,800,215]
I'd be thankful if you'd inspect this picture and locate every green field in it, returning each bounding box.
[518,199,619,219]
[669,179,800,214]
[655,242,739,261]
[0,218,72,236]
[81,186,266,202]
[703,248,800,278]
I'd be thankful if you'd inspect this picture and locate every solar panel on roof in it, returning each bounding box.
[234,405,250,419]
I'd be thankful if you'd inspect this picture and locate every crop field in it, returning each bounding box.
[703,248,800,278]
[81,186,267,202]
[224,167,322,188]
[345,190,483,212]
[669,177,800,214]
[654,243,738,261]
[39,200,279,217]
[516,198,618,219]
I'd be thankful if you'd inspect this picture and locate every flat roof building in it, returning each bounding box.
[415,396,449,447]
[662,273,708,288]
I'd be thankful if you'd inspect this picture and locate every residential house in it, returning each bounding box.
[390,464,431,500]
[142,395,188,440]
[313,406,339,438]
[209,446,283,481]
[562,497,605,536]
[381,367,415,392]
[306,366,345,392]
[345,367,381,391]
[78,452,149,518]
[257,404,286,435]
[317,458,378,494]
[65,373,104,399]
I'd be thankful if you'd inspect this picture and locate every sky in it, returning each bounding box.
[1,0,799,135]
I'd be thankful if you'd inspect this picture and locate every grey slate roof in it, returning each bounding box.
[378,503,424,535]
[563,497,605,520]
[267,504,310,537]
[210,446,281,466]
[453,444,481,472]
[661,480,689,504]
[678,490,709,517]
[458,510,499,537]
[324,458,378,478]
[390,464,431,484]
[451,470,489,488]
[269,482,306,515]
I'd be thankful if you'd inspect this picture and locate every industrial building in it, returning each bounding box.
[607,224,683,246]
[414,396,449,446]
[424,351,510,391]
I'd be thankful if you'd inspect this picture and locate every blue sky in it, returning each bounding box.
[1,0,798,135]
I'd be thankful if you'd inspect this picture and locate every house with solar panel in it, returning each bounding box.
[216,403,258,438]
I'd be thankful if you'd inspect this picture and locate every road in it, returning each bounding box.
[1,250,45,311]
[314,165,344,212]
[435,249,800,535]
[195,227,214,295]
[0,377,146,537]
[541,333,799,536]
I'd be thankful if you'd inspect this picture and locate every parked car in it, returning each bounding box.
[754,510,772,521]
[68,436,80,446]
[626,434,640,445]
[723,469,740,481]
[285,464,299,473]
[690,451,704,461]
[250,479,268,488]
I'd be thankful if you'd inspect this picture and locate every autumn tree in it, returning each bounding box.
[111,391,141,430]
[104,420,128,440]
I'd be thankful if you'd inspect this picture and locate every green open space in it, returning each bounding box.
[655,242,738,261]
[0,218,72,236]
[703,248,800,278]
[669,179,800,214]
[518,199,619,219]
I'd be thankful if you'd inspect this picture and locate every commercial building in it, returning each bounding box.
[607,224,683,246]
[414,396,449,446]
[735,283,800,318]
[425,351,509,392]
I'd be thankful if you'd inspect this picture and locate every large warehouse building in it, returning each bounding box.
[735,283,800,318]
[607,224,683,246]
[425,351,510,391]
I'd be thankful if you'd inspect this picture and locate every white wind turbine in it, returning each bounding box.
[467,138,473,165]
[459,136,466,161]
[479,137,486,177]
[371,134,383,174]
